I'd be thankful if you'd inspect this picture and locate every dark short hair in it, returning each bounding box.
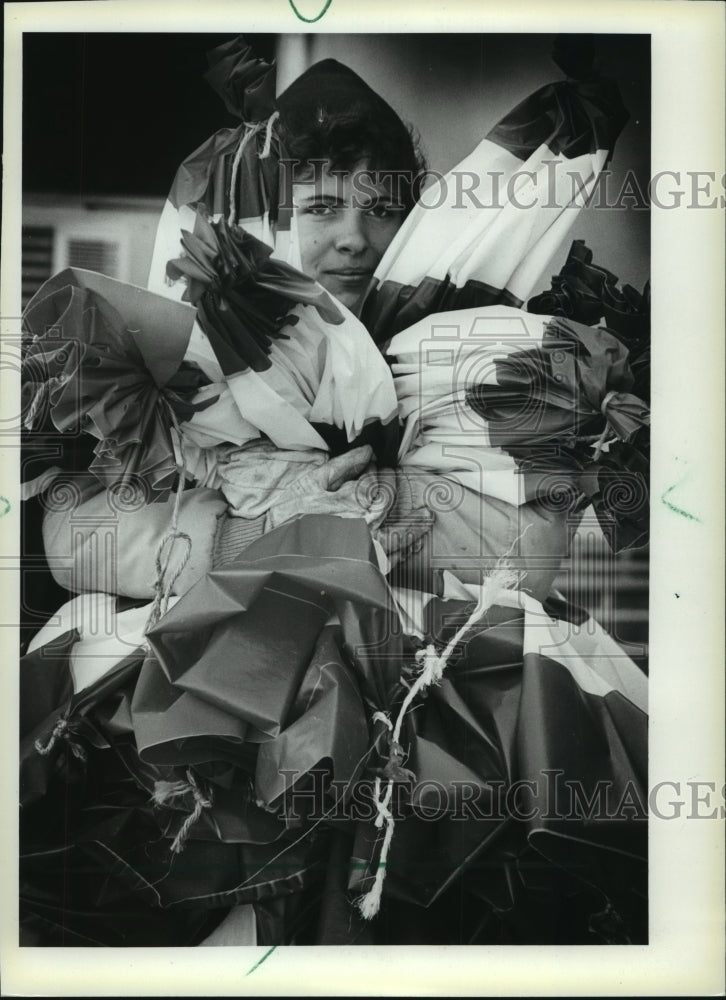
[277,59,426,213]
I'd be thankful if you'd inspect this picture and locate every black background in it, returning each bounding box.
[22,33,650,200]
[22,33,277,197]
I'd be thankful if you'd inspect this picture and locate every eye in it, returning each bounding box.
[302,201,336,217]
[366,203,404,220]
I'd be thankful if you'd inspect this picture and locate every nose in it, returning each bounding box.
[333,208,369,255]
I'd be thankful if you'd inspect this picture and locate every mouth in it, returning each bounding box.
[324,269,373,284]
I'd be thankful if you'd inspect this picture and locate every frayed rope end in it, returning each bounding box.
[355,813,395,920]
[357,887,384,921]
[413,643,445,686]
[152,779,193,807]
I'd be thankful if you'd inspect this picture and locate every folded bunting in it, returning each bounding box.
[166,209,343,374]
[21,245,401,501]
[387,303,649,549]
[20,514,647,944]
[21,268,210,503]
[359,48,628,343]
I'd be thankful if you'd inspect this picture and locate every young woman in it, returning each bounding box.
[21,36,649,946]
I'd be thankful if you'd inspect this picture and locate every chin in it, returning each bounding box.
[335,290,363,311]
[321,283,363,312]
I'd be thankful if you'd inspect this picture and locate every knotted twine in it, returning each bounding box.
[144,405,192,633]
[32,401,191,770]
[357,560,521,920]
[227,111,280,228]
[34,716,88,762]
[141,410,215,856]
[27,372,93,766]
[151,768,214,854]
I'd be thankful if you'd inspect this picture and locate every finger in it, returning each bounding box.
[376,527,427,571]
[384,504,435,530]
[377,512,434,557]
[355,468,398,520]
[324,445,374,492]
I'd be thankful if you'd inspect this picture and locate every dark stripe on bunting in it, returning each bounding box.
[311,414,401,466]
[464,251,650,552]
[486,77,628,162]
[361,273,523,345]
[168,126,285,227]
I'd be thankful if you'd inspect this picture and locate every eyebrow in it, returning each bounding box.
[296,192,404,209]
[296,193,345,206]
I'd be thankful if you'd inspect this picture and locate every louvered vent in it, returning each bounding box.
[66,238,119,276]
[21,226,54,309]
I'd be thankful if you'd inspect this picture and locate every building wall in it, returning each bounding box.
[22,196,164,306]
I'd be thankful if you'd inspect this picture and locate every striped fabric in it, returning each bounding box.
[388,304,649,510]
[360,74,628,342]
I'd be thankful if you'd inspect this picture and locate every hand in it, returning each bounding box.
[265,445,376,529]
[374,508,434,571]
[359,468,435,571]
[220,445,435,574]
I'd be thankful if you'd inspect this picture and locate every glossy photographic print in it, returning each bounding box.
[2,2,723,996]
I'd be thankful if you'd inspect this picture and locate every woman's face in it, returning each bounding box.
[293,161,405,311]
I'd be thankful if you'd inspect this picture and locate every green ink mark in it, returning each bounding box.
[246,945,277,976]
[288,0,333,22]
[0,496,10,518]
[661,484,701,523]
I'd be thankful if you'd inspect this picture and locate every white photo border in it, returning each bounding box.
[1,0,724,995]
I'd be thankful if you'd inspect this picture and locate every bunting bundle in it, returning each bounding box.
[147,37,283,299]
[388,300,649,550]
[359,44,628,341]
[21,268,207,504]
[20,516,647,945]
